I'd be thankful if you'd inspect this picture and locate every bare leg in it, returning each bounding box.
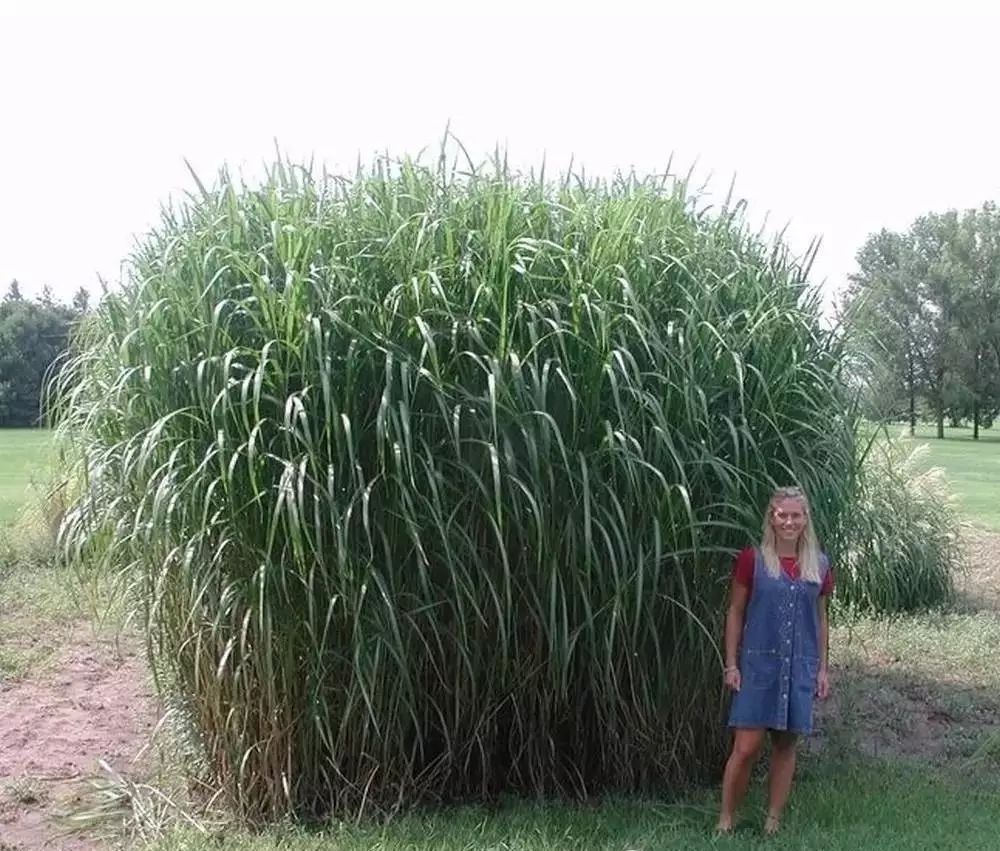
[717,728,766,832]
[765,730,799,834]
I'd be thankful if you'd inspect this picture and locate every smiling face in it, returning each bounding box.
[770,496,807,546]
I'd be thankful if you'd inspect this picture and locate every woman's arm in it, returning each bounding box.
[723,580,750,690]
[816,596,830,699]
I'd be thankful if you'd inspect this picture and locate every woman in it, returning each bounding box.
[715,486,833,836]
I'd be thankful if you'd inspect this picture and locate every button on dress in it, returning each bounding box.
[727,548,830,735]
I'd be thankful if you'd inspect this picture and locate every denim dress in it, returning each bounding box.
[727,548,830,735]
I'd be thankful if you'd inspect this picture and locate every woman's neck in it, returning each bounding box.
[775,542,798,558]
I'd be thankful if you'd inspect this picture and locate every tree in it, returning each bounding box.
[842,230,925,435]
[843,204,1000,439]
[908,211,963,439]
[949,203,1000,438]
[0,290,79,427]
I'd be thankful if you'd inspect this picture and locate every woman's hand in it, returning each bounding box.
[723,666,741,692]
[816,667,830,700]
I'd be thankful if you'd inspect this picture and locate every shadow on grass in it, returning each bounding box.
[813,620,1000,776]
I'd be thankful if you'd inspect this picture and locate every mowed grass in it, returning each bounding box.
[0,428,88,682]
[0,557,87,682]
[142,760,1000,851]
[0,428,51,525]
[887,424,1000,531]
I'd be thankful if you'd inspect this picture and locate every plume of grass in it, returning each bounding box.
[835,432,961,614]
[51,144,858,821]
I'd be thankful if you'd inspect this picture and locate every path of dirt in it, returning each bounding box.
[958,526,1000,610]
[811,526,1000,764]
[0,629,158,851]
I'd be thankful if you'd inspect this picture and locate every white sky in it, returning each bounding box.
[2,0,999,311]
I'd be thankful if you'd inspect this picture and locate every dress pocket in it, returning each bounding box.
[744,650,780,689]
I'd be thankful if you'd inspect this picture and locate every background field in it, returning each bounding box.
[0,428,51,526]
[895,425,1000,530]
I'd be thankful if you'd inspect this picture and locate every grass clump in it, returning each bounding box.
[835,436,962,614]
[53,147,858,821]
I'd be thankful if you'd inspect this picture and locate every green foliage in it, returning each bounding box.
[842,203,1000,438]
[54,151,857,821]
[0,282,85,427]
[836,435,960,614]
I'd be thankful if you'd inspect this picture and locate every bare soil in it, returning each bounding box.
[958,526,1000,610]
[0,628,158,851]
[810,527,1000,766]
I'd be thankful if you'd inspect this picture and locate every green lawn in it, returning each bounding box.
[142,761,1000,851]
[893,424,1000,530]
[0,428,52,525]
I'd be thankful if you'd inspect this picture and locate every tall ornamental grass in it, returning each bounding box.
[835,435,961,614]
[54,152,857,821]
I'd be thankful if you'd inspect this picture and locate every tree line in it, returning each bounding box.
[0,280,90,427]
[841,202,1000,438]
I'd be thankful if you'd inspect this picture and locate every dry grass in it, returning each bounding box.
[810,528,1000,770]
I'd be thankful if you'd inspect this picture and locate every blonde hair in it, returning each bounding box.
[759,485,822,583]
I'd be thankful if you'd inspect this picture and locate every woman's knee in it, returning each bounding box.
[731,732,764,763]
[770,731,798,754]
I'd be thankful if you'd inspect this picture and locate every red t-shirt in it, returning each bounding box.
[731,547,834,597]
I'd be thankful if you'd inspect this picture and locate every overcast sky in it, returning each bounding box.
[2,0,999,310]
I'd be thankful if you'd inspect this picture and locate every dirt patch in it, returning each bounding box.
[958,526,1000,611]
[811,663,999,765]
[0,627,158,851]
[808,527,1000,767]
